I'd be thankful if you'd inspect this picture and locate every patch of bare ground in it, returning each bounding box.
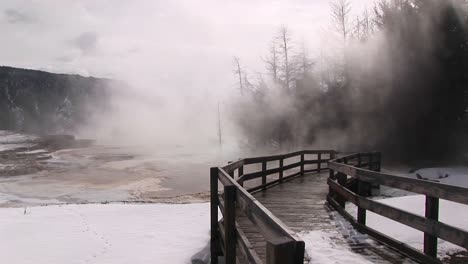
[140,191,210,203]
[0,134,94,177]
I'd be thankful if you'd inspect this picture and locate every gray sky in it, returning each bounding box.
[0,0,375,146]
[0,0,373,93]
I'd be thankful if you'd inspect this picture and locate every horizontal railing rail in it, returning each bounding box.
[211,150,335,264]
[327,152,468,264]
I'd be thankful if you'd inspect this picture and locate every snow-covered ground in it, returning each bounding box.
[412,167,468,187]
[300,230,374,264]
[0,203,210,264]
[347,195,468,259]
[0,130,37,152]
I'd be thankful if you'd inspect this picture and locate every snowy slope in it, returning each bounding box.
[0,203,209,264]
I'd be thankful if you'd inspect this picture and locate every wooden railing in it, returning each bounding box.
[211,150,335,264]
[328,152,468,264]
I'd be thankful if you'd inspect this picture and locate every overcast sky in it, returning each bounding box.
[0,0,374,97]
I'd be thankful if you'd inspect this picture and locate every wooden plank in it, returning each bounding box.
[243,151,302,165]
[236,185,300,242]
[303,169,320,174]
[223,160,245,174]
[302,150,335,155]
[236,223,263,264]
[329,162,468,205]
[327,178,357,203]
[266,238,296,264]
[239,162,302,183]
[219,221,226,253]
[218,169,236,187]
[247,172,302,193]
[218,166,302,248]
[302,160,324,165]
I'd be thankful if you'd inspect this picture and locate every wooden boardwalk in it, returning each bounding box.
[237,171,416,263]
[213,150,468,264]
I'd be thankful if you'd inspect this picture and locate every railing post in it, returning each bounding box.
[337,172,347,208]
[328,152,337,198]
[329,151,336,169]
[375,152,382,172]
[262,161,267,190]
[224,185,237,264]
[369,153,381,193]
[238,166,244,186]
[317,153,322,172]
[227,161,234,178]
[279,158,284,183]
[210,167,220,264]
[424,195,439,258]
[300,153,304,175]
[357,180,367,225]
[266,238,297,264]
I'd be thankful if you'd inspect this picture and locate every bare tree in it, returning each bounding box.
[264,41,279,82]
[331,0,352,44]
[217,102,222,147]
[277,26,294,90]
[352,8,374,41]
[362,9,372,37]
[297,40,314,77]
[233,57,244,96]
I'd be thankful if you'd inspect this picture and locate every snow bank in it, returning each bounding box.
[300,231,373,264]
[0,130,38,144]
[16,149,48,155]
[412,167,468,187]
[0,203,210,264]
[348,195,468,258]
[0,130,37,152]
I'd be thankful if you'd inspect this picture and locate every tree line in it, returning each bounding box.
[232,0,468,163]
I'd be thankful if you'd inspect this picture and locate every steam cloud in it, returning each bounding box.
[231,0,468,164]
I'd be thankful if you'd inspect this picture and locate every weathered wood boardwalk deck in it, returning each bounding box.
[237,171,416,263]
[212,150,468,264]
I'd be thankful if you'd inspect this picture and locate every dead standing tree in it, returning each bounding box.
[277,26,294,91]
[264,41,279,83]
[297,40,314,78]
[331,0,352,44]
[233,57,244,96]
[330,0,352,83]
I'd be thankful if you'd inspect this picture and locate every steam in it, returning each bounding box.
[4,0,465,162]
[231,0,468,162]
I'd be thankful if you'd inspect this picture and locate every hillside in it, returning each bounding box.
[0,66,113,134]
